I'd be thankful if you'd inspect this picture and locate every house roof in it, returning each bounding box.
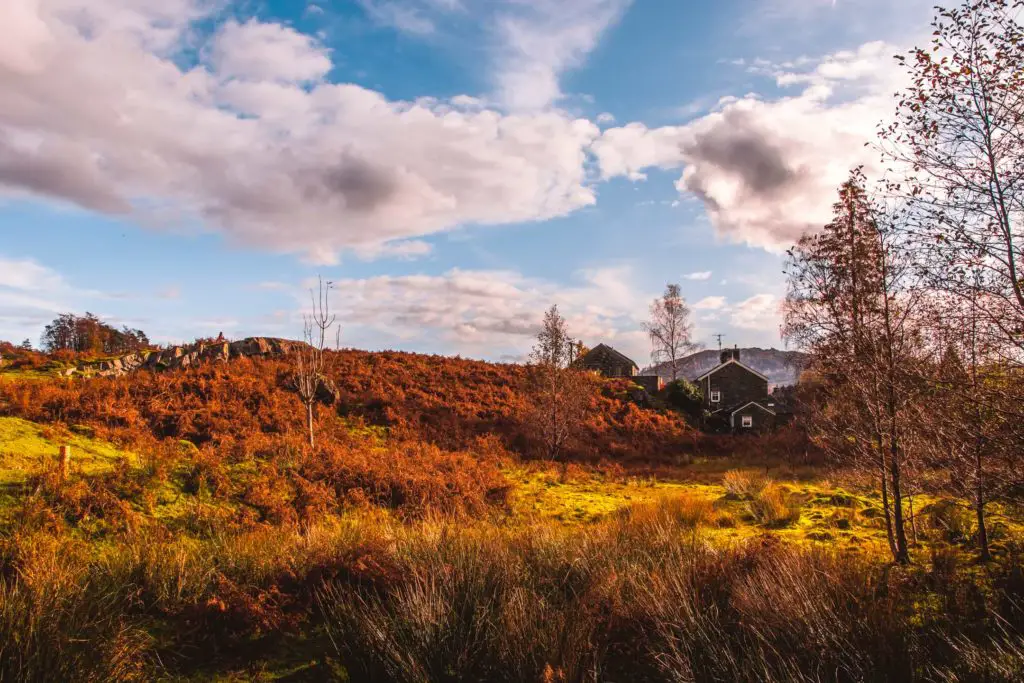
[730,400,776,416]
[730,400,776,428]
[695,358,770,383]
[582,343,638,369]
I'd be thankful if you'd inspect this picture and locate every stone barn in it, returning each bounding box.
[580,344,638,378]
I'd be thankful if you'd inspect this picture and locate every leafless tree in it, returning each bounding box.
[528,305,592,460]
[644,283,698,382]
[784,172,926,563]
[880,0,1024,357]
[295,276,339,448]
[915,281,1021,561]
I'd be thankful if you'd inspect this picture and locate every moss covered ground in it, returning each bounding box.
[2,414,1020,559]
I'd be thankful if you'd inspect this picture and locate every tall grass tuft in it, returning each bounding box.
[723,469,770,498]
[0,533,152,682]
[747,482,803,528]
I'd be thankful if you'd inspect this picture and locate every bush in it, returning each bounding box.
[747,483,802,528]
[723,469,770,499]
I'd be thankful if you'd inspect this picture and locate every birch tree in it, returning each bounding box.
[529,305,591,460]
[881,0,1024,356]
[644,283,697,381]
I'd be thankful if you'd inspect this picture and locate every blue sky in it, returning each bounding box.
[0,0,936,363]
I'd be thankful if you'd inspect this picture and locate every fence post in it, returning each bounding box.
[58,445,71,479]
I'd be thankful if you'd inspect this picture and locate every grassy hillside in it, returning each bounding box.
[0,350,1021,681]
[0,349,694,461]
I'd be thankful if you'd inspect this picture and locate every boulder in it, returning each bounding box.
[316,378,340,405]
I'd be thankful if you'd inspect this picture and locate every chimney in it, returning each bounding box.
[733,345,740,362]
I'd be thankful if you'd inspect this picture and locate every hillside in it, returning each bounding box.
[0,348,694,465]
[646,347,809,386]
[0,346,1022,682]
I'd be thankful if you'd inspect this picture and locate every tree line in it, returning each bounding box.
[41,313,150,355]
[783,0,1024,564]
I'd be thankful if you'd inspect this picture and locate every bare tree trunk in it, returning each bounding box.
[975,445,991,562]
[880,446,898,560]
[307,402,315,449]
[888,432,910,564]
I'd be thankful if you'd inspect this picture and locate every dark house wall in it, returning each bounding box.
[700,362,768,411]
[632,375,664,393]
[581,345,638,378]
[732,403,775,432]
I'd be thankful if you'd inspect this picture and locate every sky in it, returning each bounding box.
[0,0,938,364]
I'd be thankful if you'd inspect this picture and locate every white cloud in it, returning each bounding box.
[313,265,649,359]
[596,112,616,124]
[683,271,712,281]
[729,293,780,332]
[351,239,434,261]
[593,40,905,250]
[0,255,66,341]
[0,256,63,291]
[356,0,441,35]
[210,19,332,83]
[491,0,632,110]
[694,296,726,310]
[350,0,628,110]
[0,1,605,263]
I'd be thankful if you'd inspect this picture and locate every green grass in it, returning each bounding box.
[504,464,951,557]
[0,417,138,523]
[0,417,136,483]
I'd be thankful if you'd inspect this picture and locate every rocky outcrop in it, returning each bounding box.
[78,337,303,377]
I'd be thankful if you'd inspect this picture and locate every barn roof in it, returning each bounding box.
[582,343,639,369]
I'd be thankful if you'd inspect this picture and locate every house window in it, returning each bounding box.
[741,415,753,428]
[710,390,721,403]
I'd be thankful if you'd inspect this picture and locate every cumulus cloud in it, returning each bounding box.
[210,19,332,83]
[0,0,603,263]
[288,265,651,358]
[593,41,903,250]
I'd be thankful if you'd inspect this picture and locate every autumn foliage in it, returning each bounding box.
[0,350,693,524]
[0,349,692,460]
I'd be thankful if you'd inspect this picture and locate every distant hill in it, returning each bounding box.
[645,347,809,387]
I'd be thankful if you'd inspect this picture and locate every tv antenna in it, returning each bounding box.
[714,334,725,350]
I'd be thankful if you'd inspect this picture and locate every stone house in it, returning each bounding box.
[693,347,776,432]
[580,343,639,378]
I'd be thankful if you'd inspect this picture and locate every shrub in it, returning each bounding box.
[723,469,770,499]
[747,483,802,528]
[619,493,714,529]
